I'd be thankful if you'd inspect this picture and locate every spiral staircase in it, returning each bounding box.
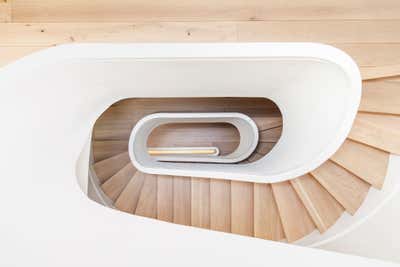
[1,43,400,267]
[89,81,400,243]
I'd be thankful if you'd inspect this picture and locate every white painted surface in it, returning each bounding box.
[75,136,91,194]
[0,43,394,266]
[319,190,400,263]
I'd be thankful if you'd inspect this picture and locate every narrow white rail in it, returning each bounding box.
[148,146,220,157]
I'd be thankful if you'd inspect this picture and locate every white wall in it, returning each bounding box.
[319,191,400,263]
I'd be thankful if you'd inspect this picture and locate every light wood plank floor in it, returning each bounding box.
[1,0,400,80]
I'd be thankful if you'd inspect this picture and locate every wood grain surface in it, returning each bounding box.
[1,3,400,80]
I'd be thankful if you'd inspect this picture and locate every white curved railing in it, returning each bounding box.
[5,42,361,184]
[129,112,259,170]
[0,43,398,266]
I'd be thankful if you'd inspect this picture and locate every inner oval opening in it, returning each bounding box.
[92,97,282,165]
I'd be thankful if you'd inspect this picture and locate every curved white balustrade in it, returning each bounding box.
[4,42,361,183]
[70,42,361,183]
[129,112,259,168]
[0,43,398,266]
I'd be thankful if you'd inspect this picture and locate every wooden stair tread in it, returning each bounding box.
[290,174,344,233]
[101,163,136,201]
[114,171,145,213]
[330,139,389,189]
[157,175,174,222]
[256,142,276,155]
[92,140,128,162]
[231,181,254,236]
[173,176,191,226]
[92,122,136,141]
[135,174,157,218]
[311,160,370,215]
[254,183,285,240]
[362,65,400,81]
[272,181,316,242]
[259,127,282,142]
[360,78,400,115]
[92,151,130,183]
[191,177,211,229]
[247,152,264,162]
[252,116,283,131]
[210,179,231,232]
[349,112,400,154]
[90,96,395,242]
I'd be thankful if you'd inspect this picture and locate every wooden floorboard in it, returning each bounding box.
[0,22,237,45]
[0,1,11,22]
[1,22,400,79]
[2,21,400,44]
[11,0,400,22]
[236,20,400,43]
